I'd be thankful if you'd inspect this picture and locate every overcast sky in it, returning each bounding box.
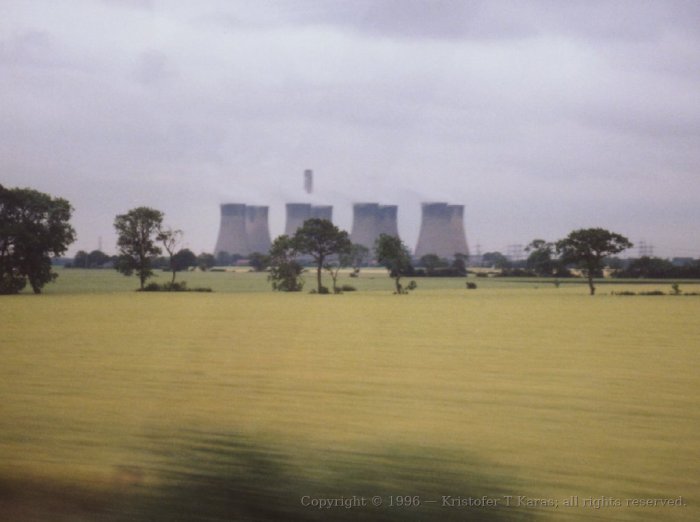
[2,0,699,258]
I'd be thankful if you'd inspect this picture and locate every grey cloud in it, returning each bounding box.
[0,30,59,68]
[1,1,699,257]
[101,0,153,9]
[263,0,700,42]
[132,50,176,85]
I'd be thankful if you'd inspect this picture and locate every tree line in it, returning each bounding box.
[4,184,698,296]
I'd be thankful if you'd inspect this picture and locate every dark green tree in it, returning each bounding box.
[340,243,370,278]
[347,243,370,270]
[114,207,164,290]
[87,249,111,268]
[617,256,675,278]
[73,250,89,268]
[292,218,351,294]
[0,185,76,294]
[452,253,468,276]
[197,252,216,271]
[419,253,449,274]
[375,233,414,294]
[323,255,349,294]
[248,252,270,272]
[525,239,557,276]
[556,228,632,295]
[267,235,304,292]
[481,251,511,270]
[157,227,183,286]
[216,251,232,266]
[172,249,197,272]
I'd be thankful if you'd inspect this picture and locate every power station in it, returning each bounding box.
[414,202,469,259]
[349,203,400,250]
[284,203,334,237]
[215,200,469,259]
[245,206,272,254]
[215,170,468,258]
[214,203,249,257]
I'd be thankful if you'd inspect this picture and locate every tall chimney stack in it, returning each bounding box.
[304,169,313,194]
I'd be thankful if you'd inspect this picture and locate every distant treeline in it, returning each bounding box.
[61,249,215,272]
[59,250,700,280]
[613,256,700,279]
[493,257,700,279]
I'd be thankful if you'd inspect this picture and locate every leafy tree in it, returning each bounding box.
[157,227,183,286]
[0,184,76,294]
[323,256,347,294]
[556,228,632,295]
[452,253,468,276]
[292,218,351,294]
[375,233,414,294]
[604,256,625,270]
[87,249,110,268]
[114,207,164,290]
[197,252,216,271]
[248,252,270,272]
[419,253,449,273]
[525,239,557,276]
[267,235,304,292]
[172,249,197,272]
[346,243,370,270]
[617,256,675,278]
[481,251,511,270]
[216,251,232,266]
[73,250,89,268]
[340,243,370,278]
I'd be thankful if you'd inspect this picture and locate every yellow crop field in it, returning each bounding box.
[1,284,699,521]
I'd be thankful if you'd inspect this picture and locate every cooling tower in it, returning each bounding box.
[284,203,311,236]
[245,206,272,254]
[377,205,399,238]
[447,204,469,257]
[214,203,249,256]
[310,205,333,222]
[350,203,381,249]
[414,202,469,259]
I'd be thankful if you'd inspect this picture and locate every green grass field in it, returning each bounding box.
[1,269,699,520]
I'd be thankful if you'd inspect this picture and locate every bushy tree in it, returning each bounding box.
[248,252,270,272]
[73,250,90,268]
[216,251,232,266]
[87,249,111,268]
[267,235,304,292]
[452,253,468,276]
[617,256,675,278]
[525,239,557,276]
[292,218,351,294]
[172,249,197,272]
[347,244,370,270]
[482,251,511,270]
[375,234,414,294]
[0,184,76,294]
[114,207,164,290]
[419,253,449,273]
[157,227,183,286]
[197,252,216,271]
[556,228,632,295]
